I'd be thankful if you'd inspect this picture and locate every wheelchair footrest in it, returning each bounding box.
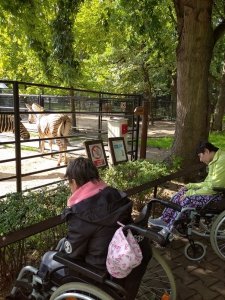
[53,252,107,284]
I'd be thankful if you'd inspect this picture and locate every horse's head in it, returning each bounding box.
[25,103,44,123]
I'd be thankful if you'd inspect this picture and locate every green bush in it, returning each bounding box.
[0,183,70,293]
[100,160,172,189]
[0,183,70,236]
[100,160,178,210]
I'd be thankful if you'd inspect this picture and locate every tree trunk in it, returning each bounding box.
[70,89,76,130]
[212,56,225,131]
[171,72,177,120]
[171,0,214,167]
[141,62,153,125]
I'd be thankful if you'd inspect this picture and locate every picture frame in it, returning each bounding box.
[108,137,128,165]
[84,140,108,168]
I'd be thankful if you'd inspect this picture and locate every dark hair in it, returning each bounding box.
[65,157,100,187]
[196,142,219,154]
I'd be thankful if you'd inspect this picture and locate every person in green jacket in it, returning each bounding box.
[149,142,225,237]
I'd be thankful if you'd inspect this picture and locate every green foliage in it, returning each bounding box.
[51,0,82,85]
[0,183,70,236]
[209,132,225,149]
[101,160,173,190]
[0,0,177,94]
[0,184,69,288]
[100,159,179,210]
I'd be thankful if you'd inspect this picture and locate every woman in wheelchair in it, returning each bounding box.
[149,142,225,238]
[8,157,151,300]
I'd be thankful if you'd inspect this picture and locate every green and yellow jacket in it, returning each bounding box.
[185,149,225,196]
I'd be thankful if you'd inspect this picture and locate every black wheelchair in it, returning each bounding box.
[7,204,177,300]
[148,187,225,261]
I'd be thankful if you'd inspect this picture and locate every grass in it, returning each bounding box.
[147,137,173,149]
[209,132,225,149]
[147,132,225,150]
[3,144,37,151]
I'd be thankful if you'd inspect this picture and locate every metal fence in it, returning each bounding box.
[0,80,142,198]
[150,95,176,121]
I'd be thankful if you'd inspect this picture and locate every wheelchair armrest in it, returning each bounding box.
[53,252,107,283]
[134,198,181,226]
[213,187,225,193]
[123,224,167,247]
[151,198,182,212]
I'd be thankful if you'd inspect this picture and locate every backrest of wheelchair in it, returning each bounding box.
[198,188,225,215]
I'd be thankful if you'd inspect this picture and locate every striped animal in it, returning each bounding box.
[0,114,30,140]
[25,103,72,166]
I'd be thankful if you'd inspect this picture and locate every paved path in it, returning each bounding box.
[156,235,225,300]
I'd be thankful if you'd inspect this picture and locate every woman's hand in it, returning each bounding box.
[179,186,188,192]
[179,195,186,203]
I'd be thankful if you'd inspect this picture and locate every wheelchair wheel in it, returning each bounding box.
[49,282,114,300]
[210,210,225,260]
[136,247,177,300]
[184,241,206,261]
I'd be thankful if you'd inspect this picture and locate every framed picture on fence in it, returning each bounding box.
[84,140,108,168]
[108,137,128,165]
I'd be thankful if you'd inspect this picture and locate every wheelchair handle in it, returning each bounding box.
[123,223,166,246]
[134,198,181,226]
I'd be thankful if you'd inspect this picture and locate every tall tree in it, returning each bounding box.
[50,0,82,86]
[0,0,83,87]
[171,0,225,167]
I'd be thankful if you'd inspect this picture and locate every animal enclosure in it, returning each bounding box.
[0,80,142,198]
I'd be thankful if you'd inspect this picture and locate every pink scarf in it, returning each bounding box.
[67,180,108,207]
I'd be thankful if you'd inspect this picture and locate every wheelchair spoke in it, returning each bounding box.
[136,247,176,300]
[210,210,225,260]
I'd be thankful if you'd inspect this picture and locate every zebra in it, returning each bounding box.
[25,103,72,166]
[0,114,30,140]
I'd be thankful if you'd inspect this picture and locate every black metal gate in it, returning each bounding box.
[0,80,142,198]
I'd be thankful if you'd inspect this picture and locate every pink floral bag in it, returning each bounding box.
[106,224,143,278]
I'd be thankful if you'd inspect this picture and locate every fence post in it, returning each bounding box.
[139,101,149,159]
[13,81,22,193]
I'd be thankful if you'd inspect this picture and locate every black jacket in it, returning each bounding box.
[61,186,133,269]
